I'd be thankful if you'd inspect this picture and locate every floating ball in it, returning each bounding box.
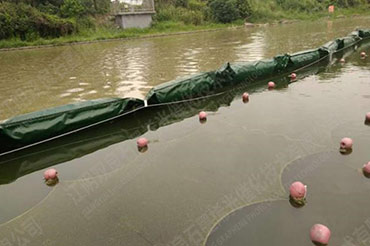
[339,58,345,63]
[289,181,307,200]
[361,51,367,58]
[363,162,370,176]
[340,137,353,152]
[290,73,297,80]
[310,224,331,245]
[199,111,207,121]
[242,92,249,102]
[43,168,58,180]
[268,81,275,89]
[137,137,148,148]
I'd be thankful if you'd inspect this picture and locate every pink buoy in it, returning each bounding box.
[363,162,370,176]
[340,137,353,152]
[199,111,207,121]
[310,224,331,245]
[290,73,297,80]
[339,58,345,63]
[289,181,307,200]
[242,92,249,103]
[137,137,148,148]
[361,51,367,58]
[43,168,58,180]
[268,81,275,89]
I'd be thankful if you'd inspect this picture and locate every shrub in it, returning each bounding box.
[322,0,368,7]
[180,9,204,25]
[154,5,177,22]
[76,15,96,30]
[276,0,322,12]
[60,0,85,17]
[208,0,240,23]
[37,2,60,14]
[154,5,205,25]
[0,2,76,40]
[175,0,189,8]
[188,0,207,10]
[236,0,252,18]
[39,13,76,37]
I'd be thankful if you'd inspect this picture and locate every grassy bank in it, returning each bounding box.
[247,5,370,22]
[0,21,243,49]
[0,7,369,50]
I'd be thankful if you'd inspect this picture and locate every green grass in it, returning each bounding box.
[0,6,369,50]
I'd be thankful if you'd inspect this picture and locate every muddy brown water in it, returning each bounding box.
[0,17,369,246]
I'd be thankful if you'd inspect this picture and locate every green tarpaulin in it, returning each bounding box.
[146,56,293,105]
[320,40,340,54]
[0,98,144,153]
[340,35,360,49]
[1,29,370,154]
[226,55,291,83]
[145,72,217,104]
[289,49,322,69]
[359,29,370,38]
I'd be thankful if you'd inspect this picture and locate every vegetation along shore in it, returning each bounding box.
[0,0,369,49]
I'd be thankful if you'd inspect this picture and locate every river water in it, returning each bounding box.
[0,17,369,246]
[0,17,369,120]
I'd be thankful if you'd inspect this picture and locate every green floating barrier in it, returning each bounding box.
[230,55,291,82]
[340,35,361,50]
[146,56,292,104]
[1,29,369,155]
[145,50,323,104]
[146,29,370,106]
[359,29,370,38]
[0,98,144,153]
[145,71,218,105]
[320,40,340,54]
[289,49,322,69]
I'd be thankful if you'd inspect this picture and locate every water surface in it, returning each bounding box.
[0,17,369,246]
[0,17,369,120]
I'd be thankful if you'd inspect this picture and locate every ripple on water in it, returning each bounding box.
[66,88,84,93]
[59,93,71,98]
[115,80,149,99]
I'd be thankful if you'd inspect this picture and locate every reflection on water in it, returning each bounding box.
[0,17,369,246]
[235,31,266,62]
[177,47,202,76]
[111,45,151,98]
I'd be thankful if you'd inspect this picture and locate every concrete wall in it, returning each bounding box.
[115,13,154,29]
